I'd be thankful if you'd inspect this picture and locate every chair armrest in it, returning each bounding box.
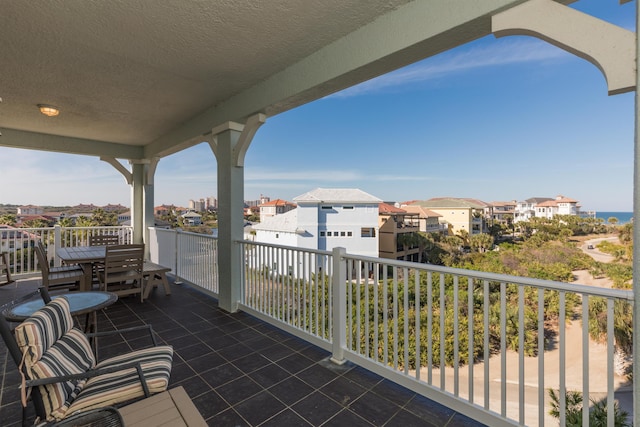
[85,324,158,346]
[25,361,145,387]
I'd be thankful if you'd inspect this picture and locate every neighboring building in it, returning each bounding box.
[401,205,446,234]
[514,195,580,222]
[206,197,217,211]
[535,195,580,219]
[378,203,420,262]
[73,204,99,212]
[253,188,381,276]
[102,204,127,212]
[246,194,271,208]
[17,205,43,215]
[489,201,517,225]
[405,198,488,235]
[181,211,202,226]
[245,205,260,218]
[259,199,297,223]
[0,225,36,253]
[117,211,131,224]
[189,199,206,212]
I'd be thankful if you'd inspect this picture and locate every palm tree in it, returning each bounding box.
[0,214,17,226]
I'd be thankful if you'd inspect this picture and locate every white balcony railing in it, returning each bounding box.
[146,227,633,427]
[1,225,132,276]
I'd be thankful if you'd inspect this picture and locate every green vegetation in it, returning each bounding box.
[548,389,630,426]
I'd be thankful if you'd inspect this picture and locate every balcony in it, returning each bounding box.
[0,226,633,426]
[0,277,482,426]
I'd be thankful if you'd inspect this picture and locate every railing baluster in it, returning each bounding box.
[468,277,474,403]
[559,291,566,427]
[440,273,445,390]
[393,266,399,370]
[427,271,433,385]
[538,288,545,427]
[404,267,409,375]
[415,270,421,381]
[607,298,614,427]
[453,275,459,396]
[518,285,525,424]
[582,293,589,427]
[483,279,490,411]
[500,281,506,417]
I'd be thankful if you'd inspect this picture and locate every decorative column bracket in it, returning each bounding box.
[100,156,133,185]
[492,0,635,95]
[208,113,266,165]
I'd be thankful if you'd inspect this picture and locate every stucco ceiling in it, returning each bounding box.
[0,0,534,159]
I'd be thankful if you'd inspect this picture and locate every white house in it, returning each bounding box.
[514,195,580,222]
[253,188,382,276]
[535,195,580,219]
[514,197,553,222]
[181,211,202,226]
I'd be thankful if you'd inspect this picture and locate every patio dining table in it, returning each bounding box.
[57,246,106,291]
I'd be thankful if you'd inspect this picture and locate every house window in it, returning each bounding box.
[347,231,352,237]
[275,233,279,238]
[361,227,375,237]
[340,231,346,236]
[321,206,333,210]
[343,206,354,210]
[320,231,326,237]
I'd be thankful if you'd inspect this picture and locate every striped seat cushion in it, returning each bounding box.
[15,297,74,364]
[14,298,96,420]
[62,345,173,419]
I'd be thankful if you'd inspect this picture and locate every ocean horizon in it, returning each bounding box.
[596,211,633,224]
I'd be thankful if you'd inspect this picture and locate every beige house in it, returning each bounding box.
[378,203,420,262]
[401,205,445,235]
[258,199,297,223]
[406,198,488,236]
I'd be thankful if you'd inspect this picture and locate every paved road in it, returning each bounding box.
[581,236,618,263]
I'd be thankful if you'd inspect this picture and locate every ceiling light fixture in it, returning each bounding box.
[37,104,60,117]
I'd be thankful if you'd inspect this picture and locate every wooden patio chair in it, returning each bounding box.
[98,244,145,302]
[34,243,84,291]
[89,234,120,246]
[0,252,14,287]
[37,241,83,274]
[0,288,172,426]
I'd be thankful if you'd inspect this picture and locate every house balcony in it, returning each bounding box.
[0,226,633,426]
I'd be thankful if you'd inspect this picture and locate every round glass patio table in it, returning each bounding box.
[3,291,118,322]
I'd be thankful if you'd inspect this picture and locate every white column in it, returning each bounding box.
[214,128,244,313]
[130,163,145,244]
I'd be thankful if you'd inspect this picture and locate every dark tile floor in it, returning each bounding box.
[0,278,486,427]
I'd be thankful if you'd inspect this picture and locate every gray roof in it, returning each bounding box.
[293,188,382,204]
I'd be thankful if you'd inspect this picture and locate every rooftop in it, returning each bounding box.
[0,278,485,427]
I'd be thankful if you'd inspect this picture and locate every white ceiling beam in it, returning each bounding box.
[1,128,144,159]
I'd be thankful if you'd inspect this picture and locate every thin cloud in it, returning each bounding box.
[332,38,569,98]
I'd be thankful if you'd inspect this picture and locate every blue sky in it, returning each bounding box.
[1,0,636,211]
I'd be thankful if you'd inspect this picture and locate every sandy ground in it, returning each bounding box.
[415,236,631,426]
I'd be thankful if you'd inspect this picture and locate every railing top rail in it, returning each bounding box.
[150,227,217,239]
[340,251,634,301]
[238,239,333,256]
